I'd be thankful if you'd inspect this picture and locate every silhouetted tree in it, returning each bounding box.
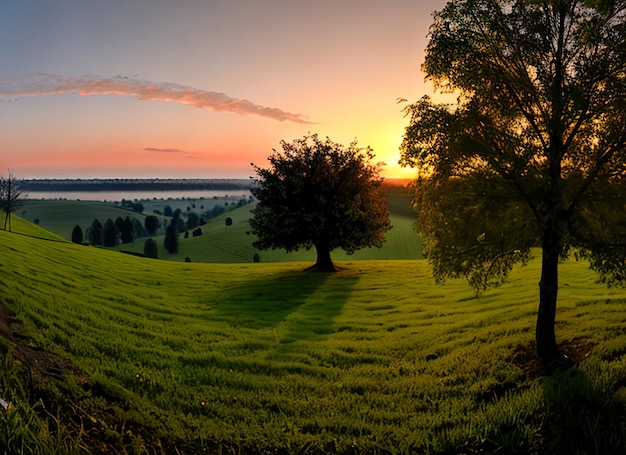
[187,212,199,229]
[71,225,83,245]
[0,171,23,232]
[400,0,626,364]
[87,219,103,246]
[144,215,160,235]
[163,205,173,217]
[103,218,119,247]
[249,133,391,271]
[131,218,146,238]
[144,238,158,259]
[118,217,134,244]
[164,221,178,254]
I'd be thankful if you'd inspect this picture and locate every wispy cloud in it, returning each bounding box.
[144,147,199,159]
[0,73,311,123]
[144,147,189,154]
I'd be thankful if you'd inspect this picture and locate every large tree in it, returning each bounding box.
[249,133,391,272]
[400,0,626,364]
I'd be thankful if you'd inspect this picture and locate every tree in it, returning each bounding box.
[131,217,147,238]
[144,238,158,259]
[71,225,83,244]
[164,220,179,254]
[187,212,200,230]
[116,216,134,244]
[144,215,160,235]
[87,219,103,246]
[0,171,23,232]
[249,133,391,272]
[102,218,119,247]
[400,0,626,364]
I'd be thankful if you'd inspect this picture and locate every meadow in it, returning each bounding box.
[2,216,626,453]
[18,192,423,263]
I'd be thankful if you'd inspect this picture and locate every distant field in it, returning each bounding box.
[2,217,626,453]
[19,195,245,241]
[19,193,424,263]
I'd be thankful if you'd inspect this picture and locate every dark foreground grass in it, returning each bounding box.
[2,218,626,453]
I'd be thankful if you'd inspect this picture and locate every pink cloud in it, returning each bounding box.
[144,147,189,154]
[0,73,312,124]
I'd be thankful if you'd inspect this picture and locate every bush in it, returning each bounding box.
[225,217,233,226]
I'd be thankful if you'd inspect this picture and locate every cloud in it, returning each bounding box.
[0,73,312,123]
[144,147,189,154]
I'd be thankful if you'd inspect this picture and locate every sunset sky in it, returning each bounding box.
[0,0,448,179]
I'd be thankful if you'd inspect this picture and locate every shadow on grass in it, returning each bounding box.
[538,368,626,454]
[211,270,358,340]
[275,273,360,349]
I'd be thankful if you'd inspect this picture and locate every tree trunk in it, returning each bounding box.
[536,226,567,365]
[311,243,336,272]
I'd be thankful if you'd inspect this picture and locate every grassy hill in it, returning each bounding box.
[21,193,424,264]
[2,217,626,453]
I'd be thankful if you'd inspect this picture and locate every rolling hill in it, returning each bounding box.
[2,217,626,453]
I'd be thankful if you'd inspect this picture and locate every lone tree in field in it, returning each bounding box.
[249,133,391,272]
[400,0,626,364]
[0,171,23,232]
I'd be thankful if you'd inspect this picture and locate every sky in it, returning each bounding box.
[0,0,449,180]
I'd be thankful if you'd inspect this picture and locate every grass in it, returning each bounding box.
[2,216,626,453]
[21,194,423,263]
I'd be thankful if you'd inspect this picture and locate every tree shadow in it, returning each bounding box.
[210,271,329,327]
[272,273,360,350]
[538,366,626,454]
[210,270,359,343]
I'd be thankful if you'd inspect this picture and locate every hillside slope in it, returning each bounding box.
[2,218,626,453]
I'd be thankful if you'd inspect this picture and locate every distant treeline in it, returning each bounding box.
[20,178,253,192]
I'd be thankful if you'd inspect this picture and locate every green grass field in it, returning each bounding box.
[2,216,626,453]
[20,194,423,264]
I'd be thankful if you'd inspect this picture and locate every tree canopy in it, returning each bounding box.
[249,133,391,272]
[400,0,626,363]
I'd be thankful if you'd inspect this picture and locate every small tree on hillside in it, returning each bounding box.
[164,220,179,254]
[400,0,626,364]
[103,218,119,247]
[87,219,103,246]
[144,238,158,259]
[144,215,160,236]
[0,171,23,232]
[120,217,134,244]
[71,225,83,244]
[187,212,199,230]
[249,133,391,272]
